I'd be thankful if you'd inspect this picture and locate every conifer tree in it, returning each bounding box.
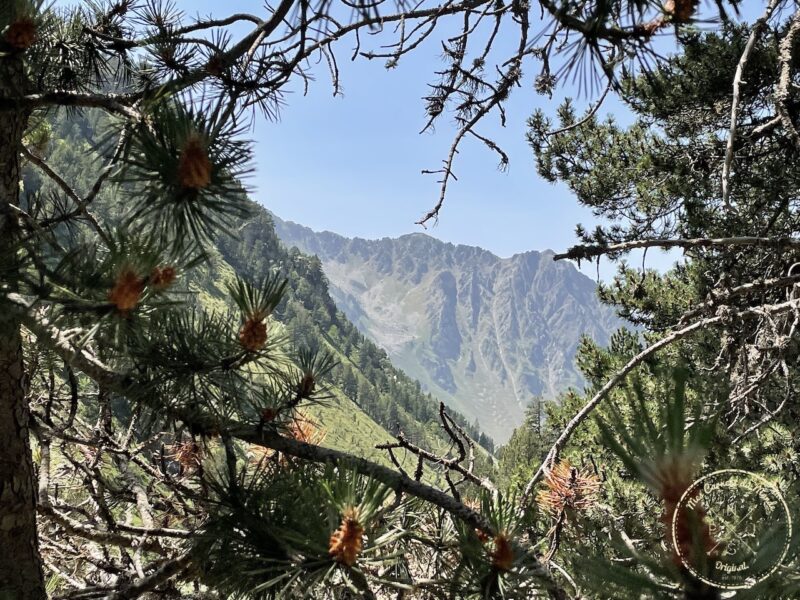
[0,0,769,598]
[516,4,800,597]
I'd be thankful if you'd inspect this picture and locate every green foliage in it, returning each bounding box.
[594,368,716,492]
[496,400,550,491]
[195,462,399,598]
[228,272,288,320]
[120,98,253,242]
[451,492,547,599]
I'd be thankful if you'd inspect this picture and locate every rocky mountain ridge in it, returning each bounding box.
[271,214,623,442]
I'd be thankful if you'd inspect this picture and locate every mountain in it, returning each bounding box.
[271,215,623,442]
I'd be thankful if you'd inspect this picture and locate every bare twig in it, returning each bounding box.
[545,80,612,137]
[554,236,800,262]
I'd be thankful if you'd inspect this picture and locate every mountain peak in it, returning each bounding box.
[270,211,622,441]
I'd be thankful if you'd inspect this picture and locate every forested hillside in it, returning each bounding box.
[24,111,495,461]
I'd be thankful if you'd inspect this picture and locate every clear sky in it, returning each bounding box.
[165,0,651,280]
[66,1,765,278]
[226,0,763,278]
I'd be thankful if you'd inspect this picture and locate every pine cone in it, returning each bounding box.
[239,317,267,351]
[297,371,316,398]
[329,507,364,566]
[109,268,145,313]
[177,134,212,189]
[149,265,177,289]
[637,0,696,37]
[490,533,514,572]
[5,18,37,50]
[665,0,696,22]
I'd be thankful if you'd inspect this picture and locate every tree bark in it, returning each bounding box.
[0,49,46,599]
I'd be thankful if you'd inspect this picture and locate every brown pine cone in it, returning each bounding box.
[5,18,37,50]
[109,268,145,313]
[329,507,364,566]
[177,134,212,189]
[664,0,696,22]
[239,317,267,351]
[149,265,177,289]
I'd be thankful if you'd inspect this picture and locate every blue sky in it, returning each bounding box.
[228,0,764,278]
[63,1,765,278]
[216,0,641,279]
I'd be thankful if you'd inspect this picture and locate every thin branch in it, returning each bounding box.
[775,7,800,148]
[21,147,111,245]
[678,273,800,323]
[104,553,192,600]
[545,80,612,137]
[157,0,299,97]
[38,505,166,554]
[554,236,800,262]
[0,92,140,119]
[237,425,495,534]
[721,0,783,207]
[376,432,495,493]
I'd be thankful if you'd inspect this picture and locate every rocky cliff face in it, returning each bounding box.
[272,214,622,442]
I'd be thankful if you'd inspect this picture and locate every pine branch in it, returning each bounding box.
[776,7,800,149]
[9,293,128,390]
[545,81,612,138]
[103,553,192,600]
[12,296,485,526]
[521,297,800,502]
[721,0,782,207]
[21,146,110,245]
[678,273,800,323]
[377,402,495,493]
[38,505,167,554]
[156,0,298,98]
[234,425,495,533]
[0,91,140,119]
[52,554,192,600]
[554,236,800,262]
[376,432,495,493]
[12,293,570,599]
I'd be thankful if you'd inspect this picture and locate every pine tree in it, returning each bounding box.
[0,0,766,598]
[513,7,800,597]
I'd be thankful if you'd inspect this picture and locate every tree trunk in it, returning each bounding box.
[0,50,46,599]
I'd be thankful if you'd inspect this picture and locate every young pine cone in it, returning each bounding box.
[329,507,364,566]
[5,18,37,50]
[490,533,514,572]
[664,0,697,22]
[239,317,267,352]
[108,268,145,313]
[177,134,212,189]
[149,265,177,289]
